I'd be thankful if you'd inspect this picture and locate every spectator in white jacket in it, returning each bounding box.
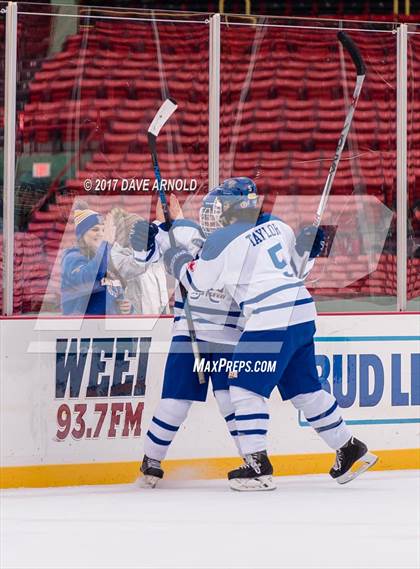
[110,207,169,314]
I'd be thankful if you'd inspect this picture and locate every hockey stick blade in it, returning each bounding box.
[148,98,178,138]
[147,98,178,206]
[337,31,366,76]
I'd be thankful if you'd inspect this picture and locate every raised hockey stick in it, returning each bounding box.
[148,98,206,384]
[298,31,366,278]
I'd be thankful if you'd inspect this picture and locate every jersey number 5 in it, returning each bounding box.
[268,243,294,277]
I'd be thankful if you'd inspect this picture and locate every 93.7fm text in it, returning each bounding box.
[55,401,144,441]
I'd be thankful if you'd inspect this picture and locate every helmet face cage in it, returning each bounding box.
[199,200,223,237]
[199,178,259,235]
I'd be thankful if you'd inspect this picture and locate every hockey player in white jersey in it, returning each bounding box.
[164,177,378,491]
[129,197,244,487]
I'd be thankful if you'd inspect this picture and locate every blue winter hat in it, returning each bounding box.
[74,207,102,240]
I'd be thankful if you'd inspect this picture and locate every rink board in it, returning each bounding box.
[0,313,419,488]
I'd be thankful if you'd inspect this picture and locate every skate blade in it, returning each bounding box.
[229,475,277,492]
[139,474,161,489]
[336,452,379,485]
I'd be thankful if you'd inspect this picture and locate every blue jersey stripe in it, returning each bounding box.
[192,306,242,317]
[174,316,243,330]
[252,297,314,315]
[240,281,304,309]
[306,401,338,423]
[173,312,241,327]
[152,416,179,432]
[174,301,241,318]
[315,418,343,433]
[201,222,255,260]
[146,431,171,446]
[236,429,268,435]
[235,413,270,421]
[224,413,235,423]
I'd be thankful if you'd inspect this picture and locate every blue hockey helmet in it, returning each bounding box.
[200,177,259,236]
[216,177,259,219]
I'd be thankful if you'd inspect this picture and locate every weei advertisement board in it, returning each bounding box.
[0,313,419,488]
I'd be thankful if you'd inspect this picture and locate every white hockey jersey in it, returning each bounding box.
[133,219,244,345]
[179,213,317,332]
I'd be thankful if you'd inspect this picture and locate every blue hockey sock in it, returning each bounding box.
[144,398,192,461]
[291,389,352,450]
[229,386,269,455]
[214,389,241,455]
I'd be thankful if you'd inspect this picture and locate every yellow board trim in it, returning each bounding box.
[1,448,418,489]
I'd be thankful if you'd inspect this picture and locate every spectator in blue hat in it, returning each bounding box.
[61,201,130,315]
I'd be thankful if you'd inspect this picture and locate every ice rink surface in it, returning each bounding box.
[1,470,419,569]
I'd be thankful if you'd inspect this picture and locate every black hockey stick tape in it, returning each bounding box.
[147,131,157,154]
[337,31,366,76]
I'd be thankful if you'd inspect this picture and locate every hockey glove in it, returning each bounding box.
[129,220,159,252]
[155,220,205,257]
[163,246,193,279]
[295,225,325,258]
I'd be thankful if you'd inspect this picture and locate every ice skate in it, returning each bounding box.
[330,437,378,484]
[140,455,164,488]
[228,451,276,491]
